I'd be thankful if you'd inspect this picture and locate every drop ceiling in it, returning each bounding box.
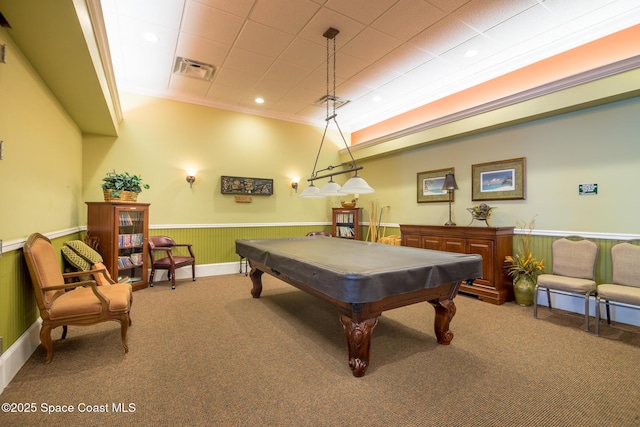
[101,0,640,132]
[1,0,639,138]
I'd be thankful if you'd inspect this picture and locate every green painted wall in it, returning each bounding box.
[353,97,640,234]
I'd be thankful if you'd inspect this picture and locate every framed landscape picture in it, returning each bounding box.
[472,158,525,201]
[417,168,454,203]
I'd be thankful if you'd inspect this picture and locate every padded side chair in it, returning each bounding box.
[306,231,332,237]
[534,236,599,331]
[595,240,640,336]
[23,233,133,364]
[148,236,196,289]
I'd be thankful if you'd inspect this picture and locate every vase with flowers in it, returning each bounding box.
[505,216,545,306]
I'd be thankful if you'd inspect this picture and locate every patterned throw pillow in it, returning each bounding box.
[61,246,92,271]
[64,240,103,264]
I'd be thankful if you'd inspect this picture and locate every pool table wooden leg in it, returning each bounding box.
[248,267,263,298]
[340,315,378,377]
[428,298,456,345]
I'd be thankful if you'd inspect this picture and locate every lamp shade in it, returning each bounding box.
[319,179,343,196]
[442,173,458,190]
[298,183,325,198]
[338,175,374,194]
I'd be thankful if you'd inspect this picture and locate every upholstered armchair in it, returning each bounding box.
[595,240,640,336]
[534,237,599,331]
[148,236,196,289]
[23,233,133,364]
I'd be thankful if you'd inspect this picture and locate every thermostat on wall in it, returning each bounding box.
[579,183,598,195]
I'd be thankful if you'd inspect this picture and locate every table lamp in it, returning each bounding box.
[442,173,458,226]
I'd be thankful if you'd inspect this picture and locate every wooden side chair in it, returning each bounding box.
[23,233,133,364]
[148,236,196,289]
[595,240,640,336]
[534,236,599,331]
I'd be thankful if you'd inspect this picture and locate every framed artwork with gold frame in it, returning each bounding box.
[417,168,454,203]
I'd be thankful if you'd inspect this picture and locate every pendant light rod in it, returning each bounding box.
[308,165,363,182]
[300,27,375,197]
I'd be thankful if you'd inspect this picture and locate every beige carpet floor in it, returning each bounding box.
[1,273,639,426]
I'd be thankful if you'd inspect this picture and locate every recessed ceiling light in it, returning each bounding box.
[255,97,264,104]
[372,96,382,103]
[464,49,478,58]
[143,32,158,42]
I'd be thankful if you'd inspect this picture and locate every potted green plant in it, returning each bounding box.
[102,170,150,202]
[504,216,545,306]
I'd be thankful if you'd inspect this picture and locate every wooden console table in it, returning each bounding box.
[400,224,514,304]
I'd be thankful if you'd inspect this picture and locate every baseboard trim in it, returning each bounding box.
[0,318,42,395]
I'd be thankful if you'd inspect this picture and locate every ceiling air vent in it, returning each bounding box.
[313,95,350,109]
[173,57,216,81]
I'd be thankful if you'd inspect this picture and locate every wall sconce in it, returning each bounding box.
[186,170,197,188]
[291,177,300,193]
[442,173,459,226]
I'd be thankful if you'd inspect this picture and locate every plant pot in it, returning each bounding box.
[513,275,536,306]
[103,190,138,203]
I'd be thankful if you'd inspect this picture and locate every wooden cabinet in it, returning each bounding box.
[86,202,150,291]
[332,208,362,240]
[400,224,514,304]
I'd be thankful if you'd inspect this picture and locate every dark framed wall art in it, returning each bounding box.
[417,168,454,203]
[221,176,274,195]
[472,158,525,201]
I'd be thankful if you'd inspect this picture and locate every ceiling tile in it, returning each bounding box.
[324,0,398,25]
[190,0,256,18]
[249,0,321,34]
[297,7,365,45]
[181,1,245,45]
[411,15,478,55]
[341,27,400,63]
[234,21,295,57]
[175,32,230,66]
[279,38,326,70]
[169,74,212,96]
[222,47,274,76]
[371,0,446,42]
[261,60,314,86]
[455,0,539,33]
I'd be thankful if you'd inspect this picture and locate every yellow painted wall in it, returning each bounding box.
[0,28,83,352]
[0,28,83,241]
[81,93,351,226]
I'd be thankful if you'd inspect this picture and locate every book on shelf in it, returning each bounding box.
[117,256,134,269]
[118,233,144,248]
[129,252,143,266]
[337,226,355,238]
[119,211,142,226]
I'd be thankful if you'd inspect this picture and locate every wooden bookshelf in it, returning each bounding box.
[86,202,150,291]
[332,208,362,240]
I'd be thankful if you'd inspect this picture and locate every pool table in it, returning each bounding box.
[236,236,482,377]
